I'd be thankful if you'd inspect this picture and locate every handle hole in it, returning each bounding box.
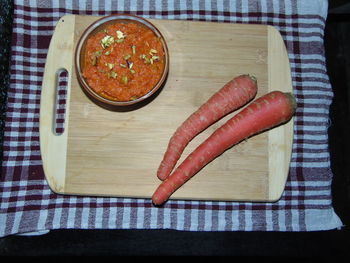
[54,68,68,135]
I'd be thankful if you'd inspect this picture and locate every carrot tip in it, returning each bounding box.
[285,92,297,112]
[152,201,162,207]
[247,74,257,83]
[157,174,166,181]
[151,197,164,207]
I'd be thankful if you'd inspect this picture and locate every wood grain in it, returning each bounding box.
[39,15,293,202]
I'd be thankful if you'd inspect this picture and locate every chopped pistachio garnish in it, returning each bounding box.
[140,54,151,64]
[108,71,117,79]
[116,38,124,43]
[92,56,97,66]
[101,35,114,49]
[130,69,136,74]
[128,62,134,69]
[124,54,131,60]
[150,48,158,54]
[91,50,103,66]
[105,63,114,70]
[119,63,127,68]
[144,57,151,64]
[131,45,136,55]
[116,30,125,39]
[121,75,128,85]
[139,52,160,65]
[104,50,111,55]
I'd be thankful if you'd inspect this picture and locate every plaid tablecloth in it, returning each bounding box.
[0,0,343,237]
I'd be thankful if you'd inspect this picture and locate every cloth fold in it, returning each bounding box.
[0,0,342,237]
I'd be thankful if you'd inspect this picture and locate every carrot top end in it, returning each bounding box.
[247,74,257,84]
[285,92,297,114]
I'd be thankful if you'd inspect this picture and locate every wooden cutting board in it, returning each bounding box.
[40,15,293,202]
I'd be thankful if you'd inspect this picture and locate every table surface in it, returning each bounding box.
[1,0,349,255]
[0,0,346,245]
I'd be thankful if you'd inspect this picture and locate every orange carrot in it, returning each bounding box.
[157,74,257,181]
[152,91,296,205]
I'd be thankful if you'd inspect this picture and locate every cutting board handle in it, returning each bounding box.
[39,15,76,193]
[53,68,69,135]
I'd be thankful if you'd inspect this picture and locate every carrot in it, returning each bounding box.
[157,74,257,181]
[152,91,297,205]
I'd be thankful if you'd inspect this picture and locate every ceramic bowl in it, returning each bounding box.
[75,14,169,107]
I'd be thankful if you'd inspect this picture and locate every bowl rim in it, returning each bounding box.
[75,14,169,107]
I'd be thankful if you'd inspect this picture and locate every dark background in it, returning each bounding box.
[0,0,349,256]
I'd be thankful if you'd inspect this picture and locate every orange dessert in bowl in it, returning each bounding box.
[75,14,169,106]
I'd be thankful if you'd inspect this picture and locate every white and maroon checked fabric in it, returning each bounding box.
[0,0,343,236]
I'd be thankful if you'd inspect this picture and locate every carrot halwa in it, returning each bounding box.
[82,21,166,101]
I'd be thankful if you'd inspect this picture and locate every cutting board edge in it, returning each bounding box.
[266,25,294,201]
[40,15,294,202]
[43,189,280,202]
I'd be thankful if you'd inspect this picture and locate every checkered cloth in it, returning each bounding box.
[0,0,343,237]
